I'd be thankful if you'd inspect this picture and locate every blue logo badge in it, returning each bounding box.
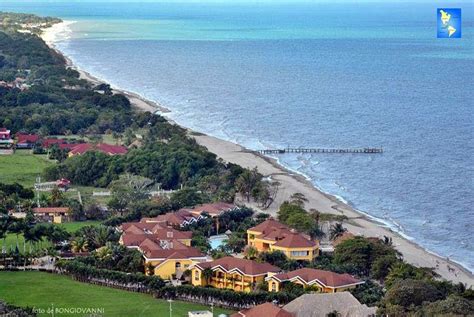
[437,8,461,38]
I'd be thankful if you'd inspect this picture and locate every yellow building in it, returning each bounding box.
[139,239,207,279]
[266,268,364,293]
[33,207,70,224]
[119,222,205,279]
[247,219,319,261]
[191,256,281,293]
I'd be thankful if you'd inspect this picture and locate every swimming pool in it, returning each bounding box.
[208,234,228,250]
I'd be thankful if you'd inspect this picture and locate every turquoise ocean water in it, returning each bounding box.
[2,1,473,271]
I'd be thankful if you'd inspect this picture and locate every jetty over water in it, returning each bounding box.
[257,147,383,155]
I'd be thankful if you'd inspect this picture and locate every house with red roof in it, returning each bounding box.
[119,220,206,279]
[68,143,128,157]
[266,268,364,293]
[191,256,281,292]
[15,133,40,149]
[33,207,71,224]
[247,219,319,261]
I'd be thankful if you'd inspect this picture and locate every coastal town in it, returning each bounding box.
[0,11,473,317]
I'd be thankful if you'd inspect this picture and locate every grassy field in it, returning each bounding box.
[0,271,233,317]
[0,150,54,187]
[57,220,101,232]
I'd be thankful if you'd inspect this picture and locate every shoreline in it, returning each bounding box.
[41,21,474,286]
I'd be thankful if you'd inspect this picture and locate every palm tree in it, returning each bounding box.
[71,237,89,253]
[235,168,260,202]
[92,226,113,248]
[202,268,214,285]
[8,219,25,251]
[329,223,347,241]
[309,225,326,240]
[95,244,113,261]
[290,192,308,207]
[309,208,321,225]
[244,246,258,260]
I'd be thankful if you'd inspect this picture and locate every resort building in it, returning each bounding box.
[119,221,206,279]
[120,223,193,247]
[230,303,294,317]
[33,207,71,223]
[190,256,280,292]
[143,202,237,231]
[283,292,377,317]
[183,202,237,218]
[266,268,364,293]
[140,209,203,228]
[247,219,319,261]
[68,143,128,157]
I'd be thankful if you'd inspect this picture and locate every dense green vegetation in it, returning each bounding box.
[0,12,60,35]
[0,271,232,317]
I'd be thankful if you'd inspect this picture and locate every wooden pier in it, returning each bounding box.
[257,147,383,155]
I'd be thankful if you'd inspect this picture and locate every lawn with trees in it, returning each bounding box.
[0,271,233,317]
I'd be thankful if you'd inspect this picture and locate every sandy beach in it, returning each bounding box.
[41,22,474,287]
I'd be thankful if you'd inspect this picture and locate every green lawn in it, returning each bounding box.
[0,150,53,187]
[0,271,233,317]
[57,220,101,233]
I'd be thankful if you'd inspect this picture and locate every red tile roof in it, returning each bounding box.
[16,133,39,144]
[121,222,167,234]
[33,207,70,214]
[231,303,294,317]
[122,222,193,243]
[269,268,363,288]
[195,256,280,276]
[149,210,200,227]
[69,143,128,156]
[249,219,317,249]
[272,232,316,248]
[42,138,67,148]
[139,239,204,260]
[186,202,236,217]
[248,218,290,233]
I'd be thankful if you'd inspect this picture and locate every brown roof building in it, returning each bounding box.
[183,202,236,218]
[119,219,205,280]
[231,303,294,317]
[33,207,70,224]
[267,268,364,293]
[247,219,319,261]
[283,292,377,317]
[141,209,202,228]
[68,143,128,156]
[191,257,281,293]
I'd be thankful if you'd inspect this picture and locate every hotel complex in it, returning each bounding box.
[247,219,319,261]
[191,256,280,292]
[119,221,207,279]
[266,268,364,293]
